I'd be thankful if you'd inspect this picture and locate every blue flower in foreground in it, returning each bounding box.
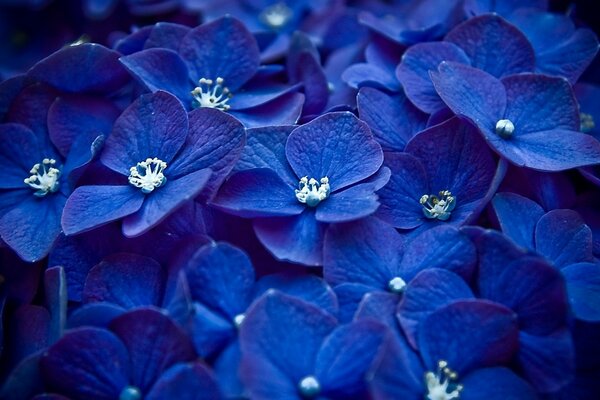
[212,112,388,266]
[492,192,600,322]
[431,62,600,171]
[239,290,388,399]
[40,308,221,399]
[119,16,304,127]
[376,117,502,232]
[62,91,245,237]
[369,299,534,400]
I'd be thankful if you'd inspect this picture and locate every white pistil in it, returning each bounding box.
[259,2,293,29]
[128,158,167,194]
[581,113,595,133]
[495,119,514,138]
[420,190,455,221]
[388,277,407,294]
[191,77,232,111]
[295,176,330,207]
[298,375,320,398]
[425,360,463,400]
[234,313,245,328]
[24,158,61,197]
[119,386,142,400]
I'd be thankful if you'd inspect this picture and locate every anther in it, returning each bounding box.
[295,176,330,207]
[420,190,455,221]
[24,159,61,197]
[191,77,232,111]
[128,158,167,194]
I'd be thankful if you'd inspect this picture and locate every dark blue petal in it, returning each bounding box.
[228,92,304,128]
[144,22,192,51]
[188,302,236,358]
[355,292,402,336]
[146,362,221,400]
[315,180,382,223]
[342,63,401,92]
[460,367,538,400]
[492,192,544,250]
[67,302,126,329]
[562,263,600,322]
[0,123,44,189]
[333,283,377,323]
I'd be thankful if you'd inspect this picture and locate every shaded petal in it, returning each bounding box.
[146,362,221,400]
[315,180,383,223]
[355,292,402,336]
[323,217,403,289]
[342,63,401,92]
[40,328,129,400]
[109,308,196,392]
[44,266,67,344]
[211,168,303,218]
[333,283,377,323]
[123,169,212,237]
[83,254,164,309]
[67,302,126,329]
[239,291,337,399]
[460,367,538,400]
[62,185,144,235]
[286,112,383,192]
[396,41,470,114]
[419,300,519,374]
[492,192,544,250]
[535,209,594,268]
[254,211,326,267]
[228,92,304,128]
[120,49,192,103]
[144,22,191,51]
[0,123,43,189]
[101,91,188,175]
[188,302,235,359]
[179,16,260,91]
[562,263,600,322]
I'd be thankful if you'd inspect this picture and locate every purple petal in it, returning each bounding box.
[0,123,44,189]
[396,41,470,114]
[101,91,188,175]
[123,168,212,237]
[67,302,126,329]
[62,185,144,235]
[492,192,544,250]
[179,16,260,91]
[144,22,192,51]
[229,91,304,128]
[146,362,221,400]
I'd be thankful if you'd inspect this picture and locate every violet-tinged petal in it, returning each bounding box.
[430,61,506,130]
[502,74,579,134]
[314,181,381,223]
[0,123,44,189]
[120,49,192,103]
[0,353,44,400]
[40,328,129,400]
[114,26,153,55]
[460,367,538,400]
[144,22,191,51]
[227,82,301,110]
[342,63,401,92]
[463,0,548,16]
[323,217,403,290]
[62,134,105,192]
[109,308,196,392]
[316,320,388,398]
[562,262,600,322]
[334,283,377,324]
[229,91,304,128]
[7,84,57,149]
[28,43,130,94]
[535,209,594,268]
[376,152,428,229]
[0,194,66,263]
[396,42,470,114]
[398,268,475,349]
[518,329,574,393]
[239,291,337,399]
[364,37,405,80]
[185,242,254,320]
[101,91,188,175]
[146,362,221,400]
[492,192,544,250]
[357,87,427,152]
[10,305,50,364]
[445,14,535,77]
[62,185,144,235]
[179,16,260,91]
[168,108,245,186]
[123,168,212,237]
[235,125,297,186]
[254,211,325,266]
[419,299,519,375]
[83,254,164,309]
[212,168,303,218]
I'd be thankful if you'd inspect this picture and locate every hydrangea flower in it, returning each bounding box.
[212,112,388,265]
[431,62,600,171]
[62,90,245,237]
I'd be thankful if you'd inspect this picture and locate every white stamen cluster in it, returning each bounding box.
[298,375,321,398]
[420,190,455,221]
[425,360,463,400]
[24,158,61,197]
[128,158,167,194]
[259,2,293,29]
[295,176,330,207]
[495,119,515,138]
[191,77,232,111]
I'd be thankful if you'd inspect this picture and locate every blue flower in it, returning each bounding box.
[212,112,388,265]
[62,90,245,237]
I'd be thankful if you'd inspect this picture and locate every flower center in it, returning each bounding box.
[298,375,320,398]
[191,77,232,111]
[24,158,61,197]
[388,276,407,294]
[234,313,245,328]
[581,113,595,133]
[295,176,330,207]
[495,119,514,138]
[128,158,167,194]
[119,386,142,400]
[420,190,455,221]
[425,360,463,400]
[260,2,293,29]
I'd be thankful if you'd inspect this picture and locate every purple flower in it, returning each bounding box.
[62,90,245,237]
[431,62,600,171]
[212,112,388,266]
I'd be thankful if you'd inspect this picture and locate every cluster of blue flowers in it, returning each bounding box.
[1,0,600,399]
